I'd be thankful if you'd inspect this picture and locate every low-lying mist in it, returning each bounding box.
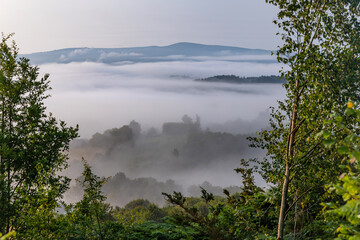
[41,59,285,138]
[64,116,266,206]
[39,57,286,206]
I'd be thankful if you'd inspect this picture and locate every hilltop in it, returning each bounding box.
[20,42,274,65]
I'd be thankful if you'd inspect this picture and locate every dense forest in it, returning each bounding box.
[64,117,247,207]
[196,75,285,84]
[1,1,360,240]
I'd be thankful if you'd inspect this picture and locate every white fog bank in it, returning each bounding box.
[41,60,286,138]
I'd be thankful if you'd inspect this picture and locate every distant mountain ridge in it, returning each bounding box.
[20,42,274,65]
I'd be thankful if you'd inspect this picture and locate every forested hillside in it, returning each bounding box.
[1,1,360,239]
[65,117,247,207]
[196,75,285,84]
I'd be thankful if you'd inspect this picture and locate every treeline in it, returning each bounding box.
[196,74,285,84]
[66,170,242,207]
[28,161,245,239]
[66,116,247,207]
[81,115,252,167]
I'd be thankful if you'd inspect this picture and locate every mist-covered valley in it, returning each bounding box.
[64,114,269,206]
[40,59,285,138]
[30,44,286,207]
[3,1,357,237]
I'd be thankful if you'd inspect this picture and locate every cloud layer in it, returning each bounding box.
[41,59,286,138]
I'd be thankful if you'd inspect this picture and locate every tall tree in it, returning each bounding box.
[62,160,111,240]
[251,1,360,239]
[0,34,78,233]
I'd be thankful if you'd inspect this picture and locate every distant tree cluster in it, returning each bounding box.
[162,115,200,136]
[66,114,250,208]
[66,167,242,207]
[196,74,285,84]
[61,113,250,210]
[89,125,134,148]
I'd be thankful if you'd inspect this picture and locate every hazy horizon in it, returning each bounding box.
[0,0,280,54]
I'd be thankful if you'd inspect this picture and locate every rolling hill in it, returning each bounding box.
[20,42,274,65]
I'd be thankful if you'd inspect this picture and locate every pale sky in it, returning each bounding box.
[0,0,280,54]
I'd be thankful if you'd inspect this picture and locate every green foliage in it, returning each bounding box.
[123,220,203,240]
[163,189,233,239]
[162,159,279,239]
[60,160,112,240]
[14,165,71,240]
[113,199,168,226]
[0,33,78,235]
[59,170,209,240]
[249,1,360,238]
[226,159,277,239]
[0,232,15,240]
[321,103,360,240]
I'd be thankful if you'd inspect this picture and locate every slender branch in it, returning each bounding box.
[292,129,314,147]
[287,118,306,150]
[308,0,326,48]
[10,175,25,199]
[284,186,316,221]
[94,202,104,240]
[297,85,306,98]
[289,143,323,183]
[298,141,322,163]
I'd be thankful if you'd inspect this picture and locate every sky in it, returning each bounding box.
[0,0,280,53]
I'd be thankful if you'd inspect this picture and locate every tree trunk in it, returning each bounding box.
[294,190,298,239]
[277,163,290,239]
[277,83,299,239]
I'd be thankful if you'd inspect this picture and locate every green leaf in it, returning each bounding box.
[345,134,358,143]
[315,130,324,139]
[323,130,332,139]
[335,116,343,122]
[350,151,360,161]
[343,193,351,201]
[323,139,337,148]
[345,108,355,115]
[337,146,350,155]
